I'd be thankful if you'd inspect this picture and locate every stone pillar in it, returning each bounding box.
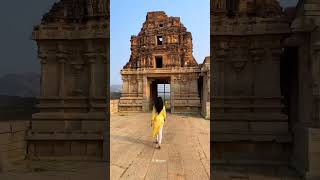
[170,75,175,112]
[72,64,84,96]
[127,77,131,96]
[122,76,129,95]
[138,76,143,97]
[89,59,96,98]
[57,52,67,135]
[84,53,97,95]
[56,53,67,97]
[38,53,48,96]
[84,52,97,112]
[207,72,211,119]
[142,76,149,111]
[190,73,199,94]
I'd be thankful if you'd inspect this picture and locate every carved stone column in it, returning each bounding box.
[142,76,149,111]
[56,52,67,97]
[171,75,177,112]
[84,52,97,98]
[71,63,84,96]
[122,76,129,95]
[39,53,48,96]
[137,76,143,97]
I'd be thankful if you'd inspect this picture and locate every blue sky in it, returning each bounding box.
[110,0,210,85]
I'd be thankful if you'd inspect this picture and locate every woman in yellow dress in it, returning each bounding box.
[151,97,166,149]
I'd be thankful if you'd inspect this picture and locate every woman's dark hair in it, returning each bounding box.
[154,97,164,114]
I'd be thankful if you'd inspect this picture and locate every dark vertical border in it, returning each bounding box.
[209,0,214,178]
[104,0,110,179]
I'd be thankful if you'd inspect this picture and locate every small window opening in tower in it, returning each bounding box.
[159,23,163,28]
[157,36,163,45]
[156,56,163,68]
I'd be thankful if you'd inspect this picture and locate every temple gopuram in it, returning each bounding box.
[119,11,210,117]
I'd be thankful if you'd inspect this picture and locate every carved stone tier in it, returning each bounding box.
[32,22,108,40]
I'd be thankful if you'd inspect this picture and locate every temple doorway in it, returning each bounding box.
[281,47,299,130]
[149,77,171,112]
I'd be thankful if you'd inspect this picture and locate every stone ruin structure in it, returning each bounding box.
[27,0,109,160]
[119,11,210,117]
[212,0,320,179]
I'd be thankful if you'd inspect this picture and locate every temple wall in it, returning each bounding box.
[0,121,28,172]
[171,73,201,114]
[119,68,202,114]
[110,100,119,114]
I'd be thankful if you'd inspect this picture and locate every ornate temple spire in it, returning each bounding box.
[123,11,198,69]
[41,0,107,24]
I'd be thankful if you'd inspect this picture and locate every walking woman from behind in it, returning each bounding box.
[151,97,166,149]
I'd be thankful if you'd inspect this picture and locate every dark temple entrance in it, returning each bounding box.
[149,77,171,112]
[281,47,299,130]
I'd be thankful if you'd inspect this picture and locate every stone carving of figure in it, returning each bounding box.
[147,56,152,68]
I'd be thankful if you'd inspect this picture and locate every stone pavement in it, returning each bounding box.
[110,113,210,180]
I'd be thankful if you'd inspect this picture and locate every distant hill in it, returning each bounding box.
[111,84,122,92]
[0,72,40,97]
[110,92,121,100]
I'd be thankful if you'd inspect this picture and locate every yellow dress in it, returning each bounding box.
[151,105,166,138]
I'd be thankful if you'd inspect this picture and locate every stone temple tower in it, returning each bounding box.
[119,11,201,113]
[27,0,109,160]
[211,0,292,168]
